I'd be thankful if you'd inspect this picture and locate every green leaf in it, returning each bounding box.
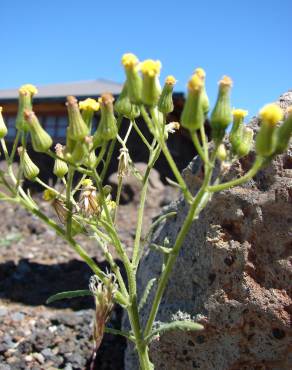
[46,290,92,304]
[150,243,172,254]
[145,320,204,344]
[138,278,156,312]
[104,327,135,342]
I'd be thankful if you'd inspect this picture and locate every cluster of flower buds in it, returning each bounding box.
[179,68,292,164]
[119,53,176,118]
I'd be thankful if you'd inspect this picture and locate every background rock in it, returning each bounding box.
[124,91,292,370]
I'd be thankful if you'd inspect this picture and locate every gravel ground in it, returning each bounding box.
[0,165,178,369]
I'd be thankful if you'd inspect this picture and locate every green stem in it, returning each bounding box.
[9,130,21,164]
[160,141,192,203]
[208,157,263,192]
[132,120,152,150]
[132,165,151,268]
[100,115,122,181]
[144,149,217,338]
[91,230,128,297]
[114,176,123,224]
[94,143,107,168]
[66,167,74,237]
[191,131,207,163]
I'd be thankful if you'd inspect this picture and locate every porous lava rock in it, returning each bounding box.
[124,91,292,370]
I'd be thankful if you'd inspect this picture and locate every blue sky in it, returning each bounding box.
[1,0,291,117]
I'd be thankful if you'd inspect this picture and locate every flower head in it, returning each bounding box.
[79,181,101,218]
[121,53,139,69]
[81,178,93,187]
[194,68,206,80]
[232,109,248,120]
[140,59,161,77]
[118,148,131,178]
[89,274,117,350]
[79,98,100,112]
[19,84,38,96]
[166,121,180,134]
[188,73,203,93]
[259,103,283,126]
[165,75,177,86]
[219,76,233,89]
[43,189,58,202]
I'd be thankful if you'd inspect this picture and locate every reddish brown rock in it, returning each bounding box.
[125,92,292,369]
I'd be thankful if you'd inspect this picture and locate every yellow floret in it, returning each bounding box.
[140,59,162,78]
[165,75,177,86]
[232,109,248,119]
[195,68,206,79]
[0,107,2,112]
[219,76,233,88]
[43,189,57,201]
[121,53,139,69]
[79,98,100,112]
[19,84,38,95]
[188,73,203,92]
[81,179,93,187]
[259,104,283,126]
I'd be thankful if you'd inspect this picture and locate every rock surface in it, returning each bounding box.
[125,91,292,370]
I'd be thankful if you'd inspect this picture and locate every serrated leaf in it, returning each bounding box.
[145,320,204,343]
[46,290,92,304]
[138,278,156,312]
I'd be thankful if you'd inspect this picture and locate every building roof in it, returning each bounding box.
[0,79,123,101]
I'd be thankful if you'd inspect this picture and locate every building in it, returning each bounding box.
[0,79,123,142]
[0,80,194,180]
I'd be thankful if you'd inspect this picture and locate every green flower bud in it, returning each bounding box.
[18,146,39,180]
[236,127,254,157]
[70,136,91,164]
[65,127,76,154]
[24,110,53,153]
[274,107,292,154]
[158,76,176,114]
[0,107,8,139]
[181,73,205,132]
[93,94,117,148]
[83,139,97,168]
[121,53,142,104]
[216,143,227,161]
[140,59,162,106]
[66,96,89,140]
[230,109,248,150]
[15,84,38,131]
[210,76,233,142]
[114,83,140,120]
[194,68,209,115]
[256,104,283,157]
[53,144,68,178]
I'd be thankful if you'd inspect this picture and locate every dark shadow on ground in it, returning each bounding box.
[0,258,126,310]
[0,258,127,369]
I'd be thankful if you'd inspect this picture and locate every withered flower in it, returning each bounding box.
[79,179,101,218]
[89,274,117,351]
